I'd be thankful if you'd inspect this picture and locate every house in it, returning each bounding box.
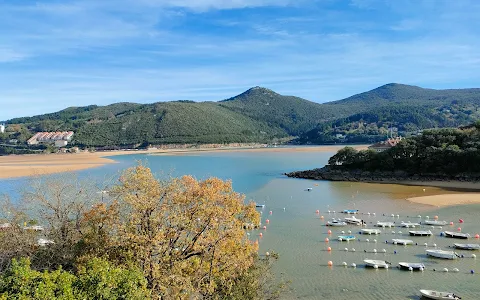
[368,137,403,152]
[28,131,74,146]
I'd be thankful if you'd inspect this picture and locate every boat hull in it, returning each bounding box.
[392,239,414,245]
[364,259,390,268]
[409,230,432,236]
[420,289,460,299]
[444,231,469,239]
[426,250,457,259]
[454,243,480,250]
[398,262,425,270]
[361,229,381,235]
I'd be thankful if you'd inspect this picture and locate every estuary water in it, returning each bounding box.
[1,149,479,299]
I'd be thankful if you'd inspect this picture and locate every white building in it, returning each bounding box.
[28,131,74,146]
[0,124,5,133]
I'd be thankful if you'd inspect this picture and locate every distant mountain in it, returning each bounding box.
[219,86,340,135]
[298,84,480,144]
[5,83,480,148]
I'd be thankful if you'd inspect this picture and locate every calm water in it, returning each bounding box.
[1,149,479,299]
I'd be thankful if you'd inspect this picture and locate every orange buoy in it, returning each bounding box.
[269,211,272,215]
[325,238,329,243]
[266,219,270,224]
[327,230,332,234]
[459,219,464,223]
[263,226,267,230]
[434,215,438,220]
[327,260,333,266]
[450,222,454,225]
[254,239,259,245]
[259,233,263,237]
[327,247,332,252]
[475,234,480,239]
[320,215,324,219]
[316,210,320,214]
[457,227,462,232]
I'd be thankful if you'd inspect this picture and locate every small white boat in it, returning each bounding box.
[255,204,265,208]
[400,221,420,228]
[361,228,381,235]
[422,220,447,226]
[338,235,356,241]
[375,221,395,228]
[342,209,359,214]
[398,262,425,270]
[344,216,363,225]
[306,188,312,191]
[419,289,461,299]
[326,219,347,226]
[392,239,414,245]
[426,249,458,259]
[364,259,390,268]
[409,230,433,236]
[454,243,480,250]
[444,231,470,239]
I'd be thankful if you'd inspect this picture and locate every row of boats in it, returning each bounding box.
[327,216,450,227]
[331,211,465,299]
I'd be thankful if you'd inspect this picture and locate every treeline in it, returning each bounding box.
[298,103,480,145]
[327,122,480,175]
[0,166,284,299]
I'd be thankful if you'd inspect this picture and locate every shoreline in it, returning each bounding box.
[285,167,480,208]
[0,145,367,179]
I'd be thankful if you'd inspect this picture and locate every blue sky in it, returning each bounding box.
[1,0,480,120]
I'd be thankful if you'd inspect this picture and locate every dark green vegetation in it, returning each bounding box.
[328,122,480,176]
[298,84,480,144]
[4,83,480,147]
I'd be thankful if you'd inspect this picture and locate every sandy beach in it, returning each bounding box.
[407,193,480,208]
[0,145,366,179]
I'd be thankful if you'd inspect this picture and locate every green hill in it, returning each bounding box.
[5,83,480,148]
[297,84,480,144]
[219,87,341,135]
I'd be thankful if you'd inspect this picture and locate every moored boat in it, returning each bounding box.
[444,231,470,239]
[419,289,460,299]
[392,239,414,245]
[361,228,381,235]
[426,249,458,259]
[342,209,359,214]
[364,259,390,268]
[409,230,433,236]
[375,221,395,228]
[326,219,347,227]
[338,235,356,241]
[344,216,363,225]
[454,243,480,250]
[400,221,420,228]
[422,220,447,226]
[398,262,425,270]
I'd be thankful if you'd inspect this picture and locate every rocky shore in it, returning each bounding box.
[285,166,480,183]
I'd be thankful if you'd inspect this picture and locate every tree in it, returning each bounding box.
[328,147,359,166]
[108,165,261,298]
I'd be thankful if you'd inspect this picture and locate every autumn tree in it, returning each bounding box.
[109,165,261,299]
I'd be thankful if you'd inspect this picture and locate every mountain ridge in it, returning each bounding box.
[3,83,480,147]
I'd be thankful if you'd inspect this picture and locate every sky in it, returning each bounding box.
[1,0,480,120]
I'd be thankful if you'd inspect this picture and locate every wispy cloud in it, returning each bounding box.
[1,0,480,120]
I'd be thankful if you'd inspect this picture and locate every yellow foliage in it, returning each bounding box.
[111,165,260,298]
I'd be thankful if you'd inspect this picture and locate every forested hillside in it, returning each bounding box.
[219,87,343,135]
[4,83,480,148]
[297,84,480,144]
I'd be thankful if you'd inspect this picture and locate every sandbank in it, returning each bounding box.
[0,145,367,179]
[407,193,480,208]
